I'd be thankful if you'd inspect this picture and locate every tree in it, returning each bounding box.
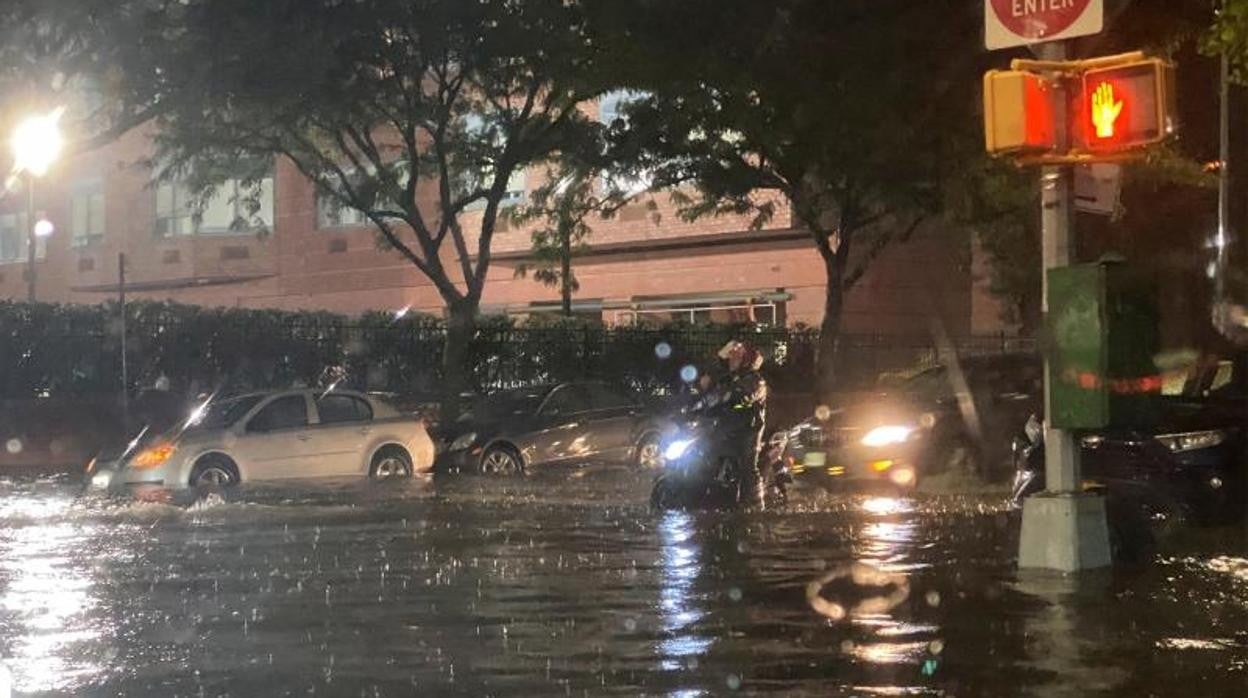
[586,0,991,394]
[513,173,598,317]
[513,146,655,317]
[15,0,602,412]
[946,158,1044,333]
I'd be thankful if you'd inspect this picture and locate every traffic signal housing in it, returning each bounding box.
[983,70,1057,155]
[1075,59,1175,153]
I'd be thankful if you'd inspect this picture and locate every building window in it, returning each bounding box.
[461,114,527,211]
[0,213,44,263]
[598,90,653,196]
[316,196,368,229]
[314,162,408,230]
[155,180,193,237]
[155,175,274,237]
[70,180,106,247]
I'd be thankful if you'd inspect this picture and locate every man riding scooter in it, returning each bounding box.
[712,340,769,505]
[653,340,770,509]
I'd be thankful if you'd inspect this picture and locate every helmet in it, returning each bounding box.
[717,340,764,371]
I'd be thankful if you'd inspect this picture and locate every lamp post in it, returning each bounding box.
[11,109,64,302]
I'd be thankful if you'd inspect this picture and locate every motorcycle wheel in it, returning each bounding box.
[651,478,681,510]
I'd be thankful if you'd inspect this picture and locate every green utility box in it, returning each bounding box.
[1047,262,1160,430]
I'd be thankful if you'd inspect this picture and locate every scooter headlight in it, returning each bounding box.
[664,438,695,462]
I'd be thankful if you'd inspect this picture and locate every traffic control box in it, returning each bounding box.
[1047,262,1160,430]
[983,70,1057,155]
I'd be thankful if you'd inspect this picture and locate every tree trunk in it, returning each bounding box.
[816,254,846,397]
[560,222,573,317]
[442,298,477,422]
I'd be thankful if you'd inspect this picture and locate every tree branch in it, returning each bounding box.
[64,102,164,159]
[844,214,925,290]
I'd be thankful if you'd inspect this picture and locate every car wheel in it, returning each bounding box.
[480,446,523,476]
[189,455,239,488]
[370,446,413,480]
[635,433,663,469]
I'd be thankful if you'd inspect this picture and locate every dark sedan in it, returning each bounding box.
[782,353,1042,488]
[1012,354,1248,524]
[435,382,666,475]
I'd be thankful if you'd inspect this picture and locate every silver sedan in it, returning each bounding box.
[89,389,435,489]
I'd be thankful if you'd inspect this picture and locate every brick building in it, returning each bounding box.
[0,102,1007,336]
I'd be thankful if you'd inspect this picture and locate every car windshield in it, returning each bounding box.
[902,367,951,401]
[185,394,266,431]
[465,388,550,421]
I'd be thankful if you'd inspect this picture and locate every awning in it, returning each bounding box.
[488,227,810,263]
[626,289,791,308]
[71,273,274,293]
[484,289,790,315]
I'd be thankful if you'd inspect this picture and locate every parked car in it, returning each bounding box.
[436,382,666,475]
[1012,353,1248,524]
[779,353,1043,488]
[87,388,435,489]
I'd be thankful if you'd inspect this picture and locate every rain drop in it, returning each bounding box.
[680,365,699,383]
[929,639,945,655]
[840,639,855,653]
[623,618,637,632]
[925,590,941,607]
[726,674,742,690]
[4,438,21,454]
[654,342,672,359]
[728,587,743,602]
[814,405,832,421]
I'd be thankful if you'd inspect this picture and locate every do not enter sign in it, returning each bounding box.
[985,0,1103,50]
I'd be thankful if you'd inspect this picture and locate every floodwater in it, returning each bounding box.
[0,469,1245,697]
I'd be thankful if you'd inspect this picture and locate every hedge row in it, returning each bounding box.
[0,300,820,400]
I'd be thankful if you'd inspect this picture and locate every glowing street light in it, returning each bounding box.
[11,108,64,177]
[11,107,65,302]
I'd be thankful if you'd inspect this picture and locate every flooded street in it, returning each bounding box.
[0,470,1245,697]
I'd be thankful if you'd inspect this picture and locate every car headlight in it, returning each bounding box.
[664,438,695,462]
[1155,430,1227,453]
[90,470,114,490]
[861,425,914,448]
[131,443,177,469]
[449,432,478,451]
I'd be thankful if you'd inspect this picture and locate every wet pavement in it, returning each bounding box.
[0,468,1245,697]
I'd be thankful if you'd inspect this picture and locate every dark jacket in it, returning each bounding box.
[696,368,768,434]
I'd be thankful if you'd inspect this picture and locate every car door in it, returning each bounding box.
[309,393,376,476]
[235,393,317,480]
[581,383,644,462]
[529,385,593,464]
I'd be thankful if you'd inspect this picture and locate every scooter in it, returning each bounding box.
[1009,414,1046,506]
[1009,413,1164,564]
[650,414,790,510]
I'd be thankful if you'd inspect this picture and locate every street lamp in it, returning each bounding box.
[11,108,64,302]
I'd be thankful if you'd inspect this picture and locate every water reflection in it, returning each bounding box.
[0,495,105,694]
[856,496,920,570]
[0,473,1239,695]
[806,492,946,691]
[656,511,713,671]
